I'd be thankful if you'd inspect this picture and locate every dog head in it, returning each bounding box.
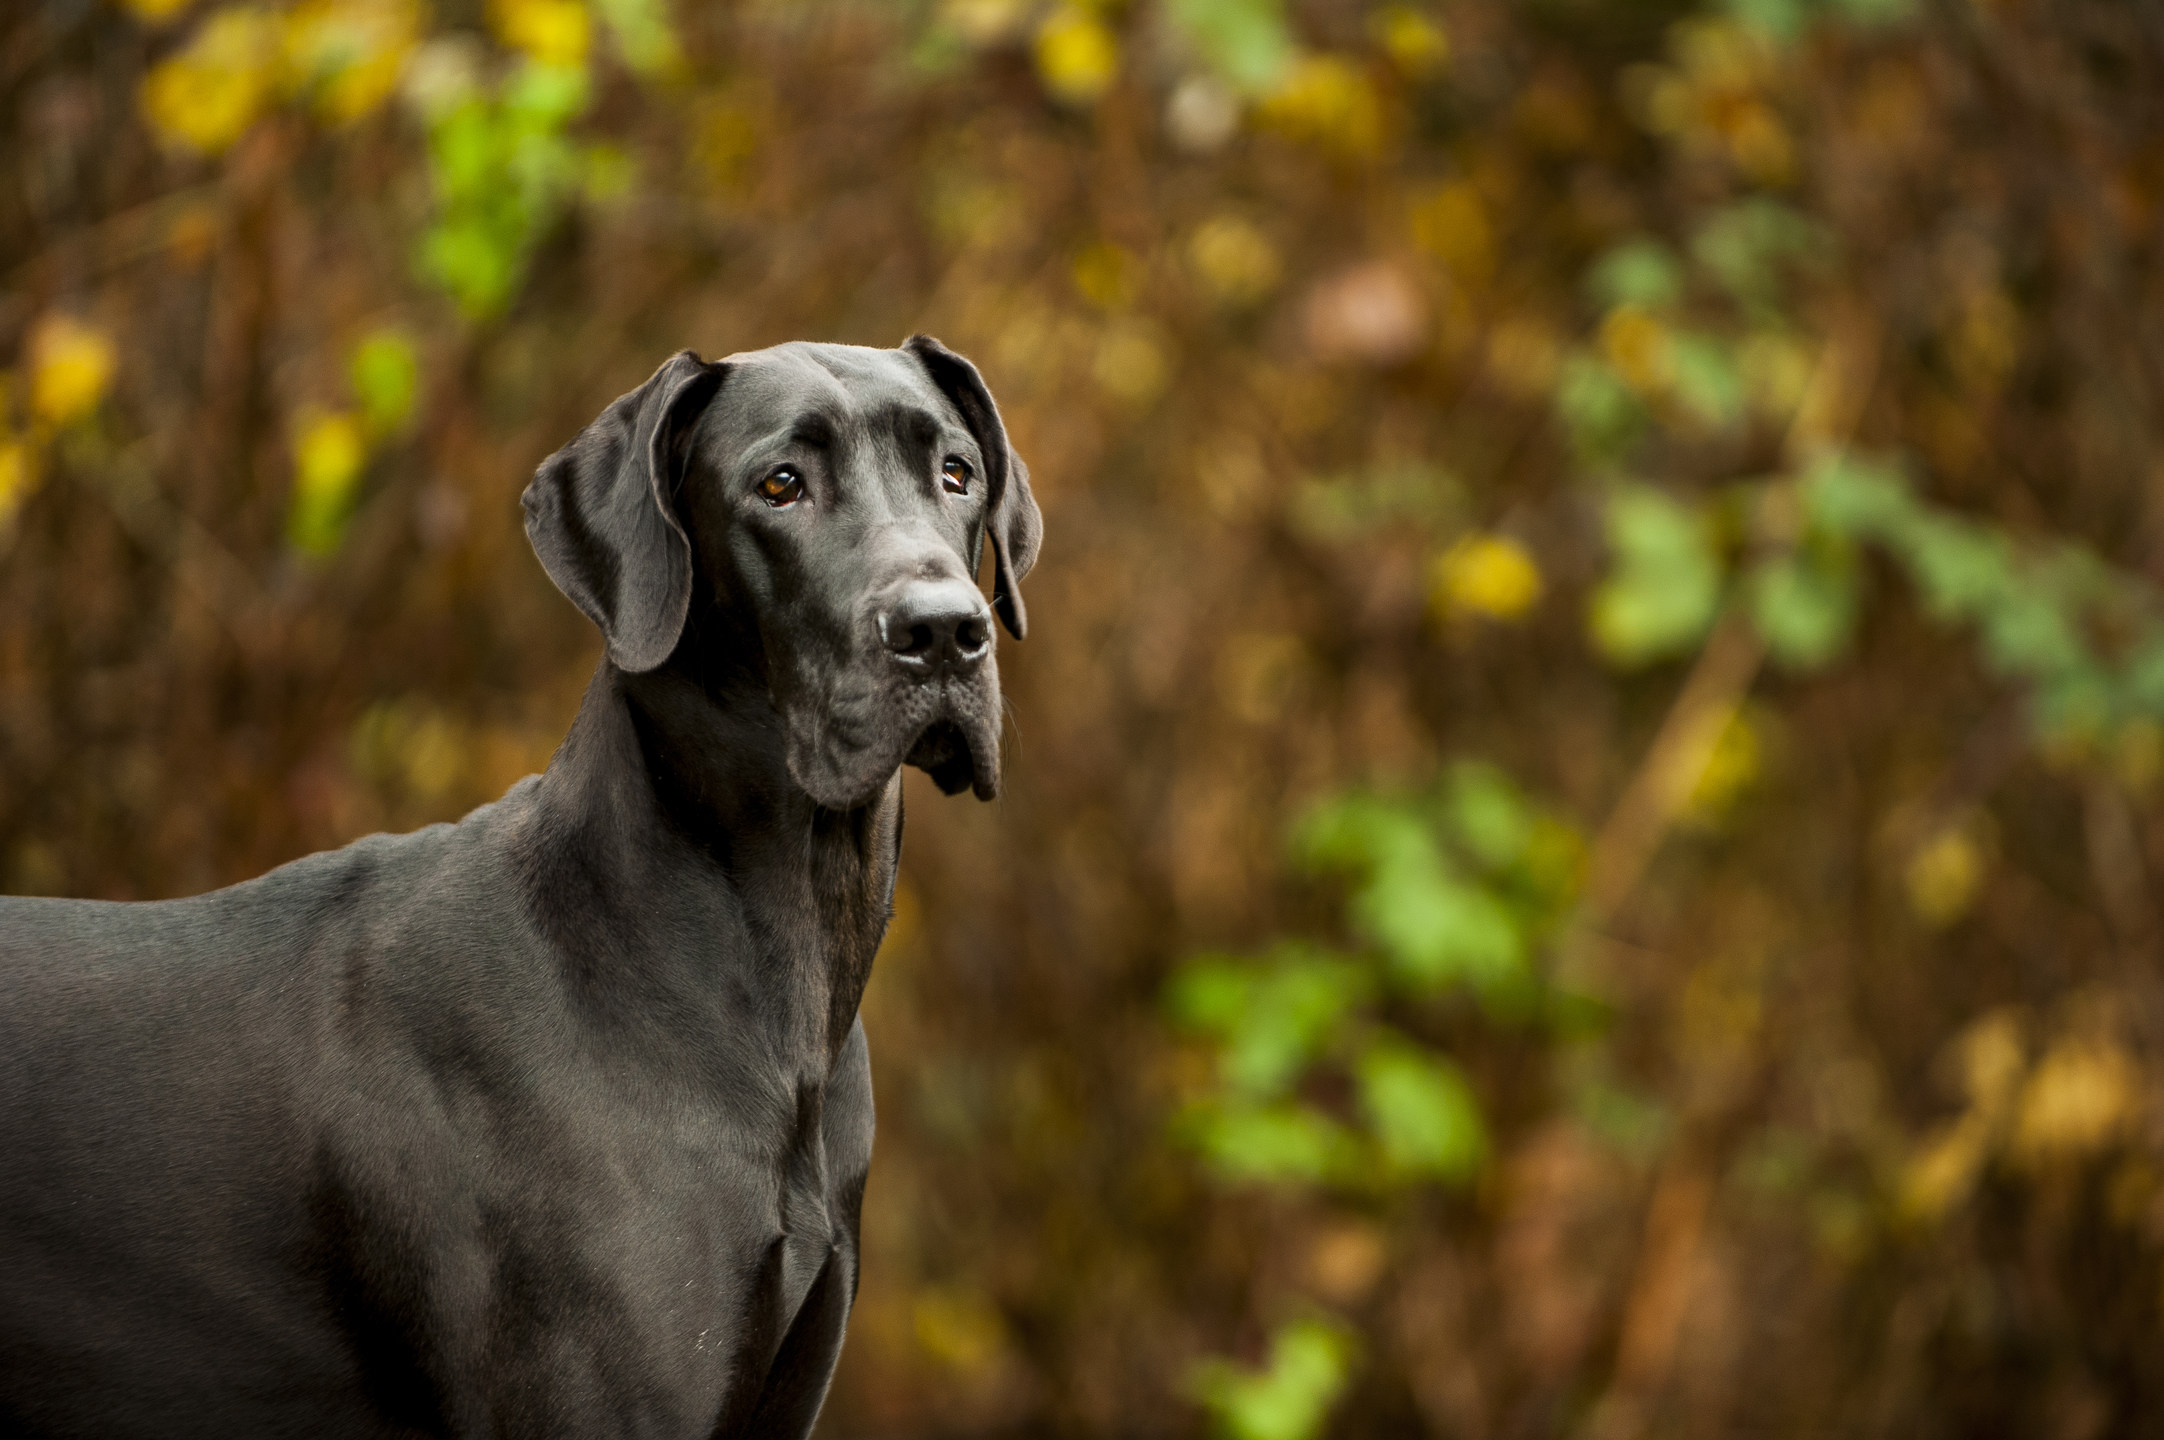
[522,338,1040,809]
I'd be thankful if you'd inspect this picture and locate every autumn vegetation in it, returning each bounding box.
[4,0,2163,1435]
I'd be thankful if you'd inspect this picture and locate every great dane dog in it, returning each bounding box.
[0,337,1040,1438]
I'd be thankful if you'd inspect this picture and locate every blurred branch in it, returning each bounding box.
[1580,1155,1717,1440]
[2082,777,2164,1053]
[1578,614,1768,932]
[1,187,221,332]
[1571,305,1881,948]
[78,439,275,656]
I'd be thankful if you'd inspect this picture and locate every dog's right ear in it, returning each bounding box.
[522,351,726,673]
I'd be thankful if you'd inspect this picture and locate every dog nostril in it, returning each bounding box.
[905,623,934,655]
[955,617,987,654]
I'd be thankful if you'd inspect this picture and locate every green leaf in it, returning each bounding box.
[1747,547,1858,670]
[1666,331,1745,428]
[1356,864,1523,993]
[1167,0,1295,95]
[2032,666,2113,747]
[417,61,592,318]
[1555,355,1645,461]
[2122,634,2164,715]
[1185,1100,1359,1185]
[1829,0,1916,26]
[1441,762,1532,870]
[1519,816,1589,910]
[1800,451,1914,540]
[1188,948,1369,1099]
[593,0,683,76]
[1896,513,2015,622]
[1296,790,1528,993]
[1192,1318,1355,1440]
[1691,198,1827,307]
[1722,0,1810,45]
[1294,792,1435,877]
[1588,486,1723,667]
[1165,956,1256,1036]
[348,329,418,438]
[1589,239,1684,310]
[1976,585,2084,681]
[1354,1039,1487,1180]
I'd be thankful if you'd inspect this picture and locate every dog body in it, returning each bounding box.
[0,339,1039,1438]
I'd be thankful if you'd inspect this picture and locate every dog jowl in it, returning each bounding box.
[0,338,1039,1439]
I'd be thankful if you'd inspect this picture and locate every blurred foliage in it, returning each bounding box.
[8,0,2164,1435]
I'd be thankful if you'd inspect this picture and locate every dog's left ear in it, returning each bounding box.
[522,351,726,673]
[905,334,1042,640]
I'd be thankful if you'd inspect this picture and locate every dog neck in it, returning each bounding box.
[516,655,898,1069]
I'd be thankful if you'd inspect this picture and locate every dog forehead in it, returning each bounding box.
[707,342,961,450]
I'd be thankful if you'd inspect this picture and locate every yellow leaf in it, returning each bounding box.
[1905,824,1985,927]
[290,408,368,555]
[1899,1009,2025,1223]
[296,409,365,503]
[1726,100,1793,186]
[2113,719,2163,795]
[403,710,467,800]
[1954,1008,2027,1115]
[693,102,758,189]
[1092,320,1170,406]
[1599,303,1671,393]
[1188,217,1281,309]
[284,0,424,126]
[1071,242,1137,310]
[491,0,591,68]
[29,316,118,429]
[2011,1037,2142,1167]
[1035,7,1118,106]
[1259,54,1383,159]
[1739,331,1815,422]
[1684,705,1763,823]
[1409,181,1492,288]
[123,0,196,19]
[911,1287,1008,1375]
[0,438,37,526]
[140,6,281,155]
[1900,1115,1988,1222]
[1431,534,1543,622]
[1373,6,1448,76]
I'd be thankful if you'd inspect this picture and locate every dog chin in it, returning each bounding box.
[785,689,1002,810]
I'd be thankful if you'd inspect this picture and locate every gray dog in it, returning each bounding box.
[0,337,1040,1438]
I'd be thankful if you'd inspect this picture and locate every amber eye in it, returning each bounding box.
[756,467,804,506]
[941,456,971,494]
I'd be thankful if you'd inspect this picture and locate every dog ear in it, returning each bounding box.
[522,351,726,673]
[904,334,1042,640]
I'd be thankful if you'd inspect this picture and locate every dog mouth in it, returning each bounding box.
[783,667,1003,810]
[905,718,985,798]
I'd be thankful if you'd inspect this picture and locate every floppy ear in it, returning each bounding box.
[904,334,1042,640]
[522,351,726,673]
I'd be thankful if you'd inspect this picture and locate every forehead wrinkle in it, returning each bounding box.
[788,412,838,450]
[868,401,945,459]
[706,345,967,485]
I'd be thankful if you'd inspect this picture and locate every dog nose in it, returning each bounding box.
[882,580,991,677]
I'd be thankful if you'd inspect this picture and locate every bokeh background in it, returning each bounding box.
[7,0,2164,1434]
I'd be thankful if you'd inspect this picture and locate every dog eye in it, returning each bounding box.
[941,457,971,495]
[756,468,805,506]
